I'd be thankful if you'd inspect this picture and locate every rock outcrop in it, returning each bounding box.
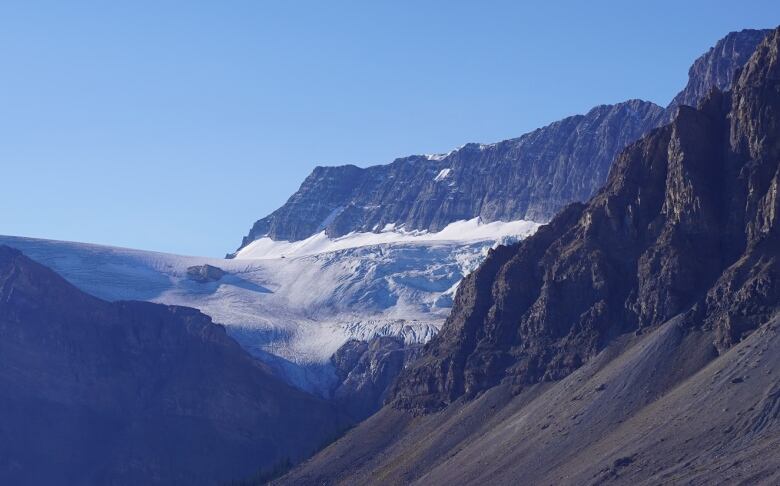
[186,263,226,282]
[0,246,350,485]
[330,336,422,420]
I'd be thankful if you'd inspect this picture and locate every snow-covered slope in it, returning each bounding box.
[0,219,538,395]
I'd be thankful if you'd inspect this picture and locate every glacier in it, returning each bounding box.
[0,218,539,395]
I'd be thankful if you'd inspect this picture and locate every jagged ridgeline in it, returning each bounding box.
[235,29,770,252]
[279,26,780,485]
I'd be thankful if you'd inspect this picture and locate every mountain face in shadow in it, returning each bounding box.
[330,336,423,421]
[235,29,771,251]
[668,28,771,113]
[0,246,350,485]
[390,24,780,412]
[277,26,780,485]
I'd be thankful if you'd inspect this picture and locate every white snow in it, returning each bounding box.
[422,141,494,161]
[433,168,452,182]
[235,217,539,260]
[424,151,454,161]
[0,218,540,395]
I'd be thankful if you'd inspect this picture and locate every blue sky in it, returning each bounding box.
[1,1,778,256]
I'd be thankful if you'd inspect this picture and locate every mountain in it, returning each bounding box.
[278,26,780,485]
[0,246,350,485]
[237,100,663,246]
[0,29,768,403]
[235,29,771,253]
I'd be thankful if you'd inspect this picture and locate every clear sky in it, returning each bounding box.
[1,1,778,256]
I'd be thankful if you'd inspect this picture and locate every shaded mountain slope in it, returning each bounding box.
[280,314,780,485]
[330,336,423,421]
[390,25,780,411]
[668,28,771,113]
[277,26,780,485]
[0,246,350,485]
[236,29,770,251]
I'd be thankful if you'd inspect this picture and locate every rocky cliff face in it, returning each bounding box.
[0,246,350,485]
[390,27,780,412]
[235,30,770,252]
[668,28,771,113]
[330,336,422,421]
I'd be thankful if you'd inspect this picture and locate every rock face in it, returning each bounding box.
[186,263,226,282]
[234,29,770,253]
[390,27,780,412]
[330,336,422,421]
[667,28,771,114]
[0,246,350,485]
[276,27,780,486]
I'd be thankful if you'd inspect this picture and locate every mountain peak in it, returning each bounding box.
[667,28,772,112]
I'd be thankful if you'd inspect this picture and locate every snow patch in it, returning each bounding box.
[235,217,540,260]
[434,168,452,182]
[424,151,454,161]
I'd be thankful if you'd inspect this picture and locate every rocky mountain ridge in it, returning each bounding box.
[235,29,771,252]
[238,99,663,245]
[668,28,771,113]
